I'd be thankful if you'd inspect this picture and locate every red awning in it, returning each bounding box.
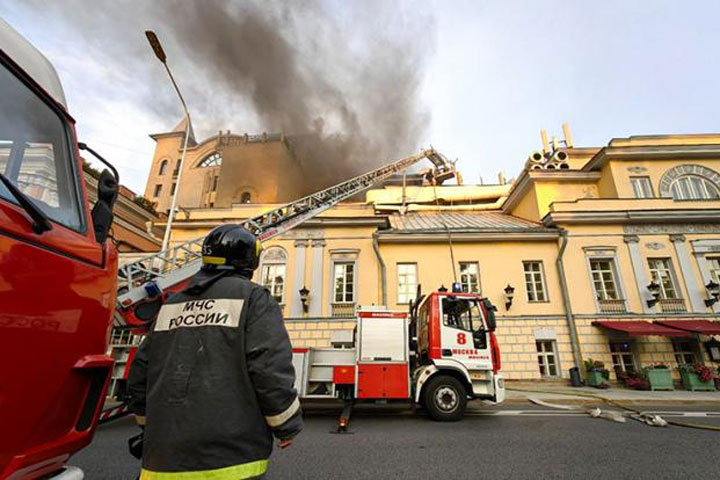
[655,320,720,335]
[592,321,691,337]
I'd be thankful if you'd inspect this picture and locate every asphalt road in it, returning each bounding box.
[74,404,720,480]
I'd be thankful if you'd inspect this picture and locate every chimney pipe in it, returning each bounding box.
[552,136,559,151]
[562,123,574,148]
[498,171,506,185]
[540,130,550,154]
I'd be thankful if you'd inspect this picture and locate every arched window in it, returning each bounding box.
[198,152,222,167]
[241,191,252,203]
[260,247,287,304]
[670,175,720,200]
[158,159,168,175]
[659,164,720,200]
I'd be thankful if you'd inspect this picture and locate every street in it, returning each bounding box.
[74,403,720,479]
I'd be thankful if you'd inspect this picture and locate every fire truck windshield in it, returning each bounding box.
[441,297,485,332]
[0,62,83,231]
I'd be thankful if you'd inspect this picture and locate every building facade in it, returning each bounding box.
[147,129,720,382]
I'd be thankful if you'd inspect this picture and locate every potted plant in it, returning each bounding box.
[644,363,674,391]
[678,363,716,391]
[584,358,610,388]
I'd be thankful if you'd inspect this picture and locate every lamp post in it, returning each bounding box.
[145,30,191,252]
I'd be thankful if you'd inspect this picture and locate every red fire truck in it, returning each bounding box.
[0,20,119,479]
[293,288,504,424]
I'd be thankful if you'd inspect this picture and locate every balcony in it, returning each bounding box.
[659,298,687,313]
[331,303,356,318]
[598,299,627,314]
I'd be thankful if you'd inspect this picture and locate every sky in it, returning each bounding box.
[2,1,719,193]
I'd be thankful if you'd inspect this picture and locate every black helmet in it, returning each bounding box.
[201,224,262,274]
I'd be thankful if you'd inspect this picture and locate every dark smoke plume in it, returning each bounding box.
[21,0,434,191]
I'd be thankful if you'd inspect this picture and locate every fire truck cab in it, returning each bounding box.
[0,19,119,479]
[411,290,505,420]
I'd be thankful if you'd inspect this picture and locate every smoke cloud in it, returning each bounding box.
[21,0,434,191]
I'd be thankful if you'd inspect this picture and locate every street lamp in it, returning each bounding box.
[145,30,191,252]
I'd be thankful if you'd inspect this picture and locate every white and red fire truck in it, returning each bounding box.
[292,288,504,424]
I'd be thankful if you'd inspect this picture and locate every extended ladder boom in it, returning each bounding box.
[116,148,452,323]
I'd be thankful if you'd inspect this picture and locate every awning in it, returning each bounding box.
[592,320,691,337]
[655,320,720,336]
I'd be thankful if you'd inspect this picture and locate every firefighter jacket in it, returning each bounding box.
[127,269,302,479]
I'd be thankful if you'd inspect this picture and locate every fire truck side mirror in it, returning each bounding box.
[482,298,497,332]
[91,169,119,244]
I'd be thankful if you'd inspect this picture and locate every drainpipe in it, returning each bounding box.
[557,229,583,371]
[372,233,388,306]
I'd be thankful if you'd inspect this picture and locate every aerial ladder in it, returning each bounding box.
[114,148,456,328]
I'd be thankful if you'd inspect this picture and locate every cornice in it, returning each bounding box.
[543,208,720,226]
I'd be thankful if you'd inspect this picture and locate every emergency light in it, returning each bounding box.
[452,282,463,293]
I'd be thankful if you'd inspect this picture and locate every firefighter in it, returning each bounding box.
[127,224,302,480]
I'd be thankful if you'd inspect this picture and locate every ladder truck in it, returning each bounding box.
[111,148,505,426]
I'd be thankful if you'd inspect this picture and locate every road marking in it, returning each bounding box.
[464,410,720,418]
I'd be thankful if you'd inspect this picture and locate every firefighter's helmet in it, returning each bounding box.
[201,224,262,273]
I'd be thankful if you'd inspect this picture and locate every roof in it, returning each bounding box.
[655,320,720,335]
[593,321,691,337]
[386,212,551,233]
[0,18,66,107]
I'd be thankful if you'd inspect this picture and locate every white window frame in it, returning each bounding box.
[588,258,622,301]
[647,257,681,300]
[670,175,720,200]
[258,247,288,305]
[397,263,418,304]
[609,341,637,375]
[333,261,356,304]
[260,263,287,305]
[536,340,560,377]
[523,261,548,302]
[630,176,654,198]
[708,256,720,284]
[672,339,699,366]
[459,261,481,294]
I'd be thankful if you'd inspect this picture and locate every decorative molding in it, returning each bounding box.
[644,242,666,250]
[311,239,327,248]
[279,229,324,240]
[293,239,309,248]
[658,164,720,197]
[533,328,557,340]
[627,166,648,174]
[547,210,720,227]
[624,223,720,234]
[669,234,686,243]
[690,239,720,254]
[261,246,288,262]
[377,231,559,243]
[623,235,640,244]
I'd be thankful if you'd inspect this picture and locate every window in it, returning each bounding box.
[589,259,621,300]
[261,264,286,304]
[630,176,653,198]
[241,191,251,203]
[459,262,480,293]
[536,341,559,377]
[198,152,222,168]
[158,159,168,175]
[523,261,547,302]
[0,64,84,231]
[673,340,698,366]
[170,182,176,196]
[260,247,287,304]
[609,342,636,375]
[588,257,626,313]
[173,159,181,176]
[153,184,162,197]
[670,175,720,200]
[212,176,219,192]
[708,257,720,284]
[648,258,679,299]
[397,263,418,304]
[333,262,355,303]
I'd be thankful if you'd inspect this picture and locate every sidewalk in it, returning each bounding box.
[503,383,720,406]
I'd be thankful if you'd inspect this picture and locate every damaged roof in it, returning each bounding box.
[385,211,554,233]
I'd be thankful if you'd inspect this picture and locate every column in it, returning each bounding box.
[289,240,307,318]
[309,239,326,317]
[670,234,705,313]
[692,242,720,314]
[624,235,651,313]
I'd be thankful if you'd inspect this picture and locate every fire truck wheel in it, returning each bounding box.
[423,375,467,422]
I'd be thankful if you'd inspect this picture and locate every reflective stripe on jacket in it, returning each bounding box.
[127,269,303,475]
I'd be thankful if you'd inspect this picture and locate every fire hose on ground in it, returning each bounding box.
[507,387,720,432]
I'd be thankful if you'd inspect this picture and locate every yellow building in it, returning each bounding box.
[148,127,720,382]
